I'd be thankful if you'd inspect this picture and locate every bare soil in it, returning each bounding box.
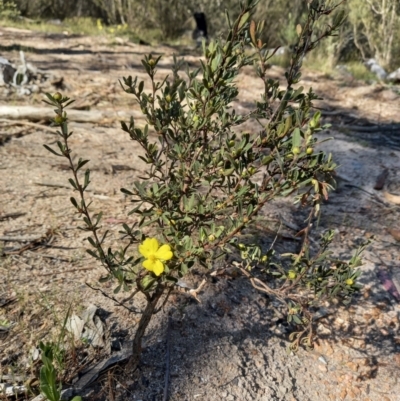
[1,27,400,401]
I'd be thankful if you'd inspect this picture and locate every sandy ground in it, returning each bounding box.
[0,26,400,401]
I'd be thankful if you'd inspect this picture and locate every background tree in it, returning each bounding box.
[348,0,400,68]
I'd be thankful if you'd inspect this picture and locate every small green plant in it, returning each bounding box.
[35,303,74,400]
[39,341,62,401]
[44,0,364,366]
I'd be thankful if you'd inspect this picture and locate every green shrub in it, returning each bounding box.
[44,0,364,368]
[0,0,20,19]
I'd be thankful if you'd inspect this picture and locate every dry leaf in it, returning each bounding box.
[249,20,257,46]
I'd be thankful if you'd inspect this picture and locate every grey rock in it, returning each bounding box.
[364,58,387,80]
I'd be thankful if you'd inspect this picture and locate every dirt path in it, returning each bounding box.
[0,27,400,401]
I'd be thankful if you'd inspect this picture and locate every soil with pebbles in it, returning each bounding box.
[0,26,400,401]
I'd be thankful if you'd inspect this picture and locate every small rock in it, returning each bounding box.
[318,356,328,365]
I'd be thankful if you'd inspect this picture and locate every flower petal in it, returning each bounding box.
[155,244,173,261]
[143,258,156,272]
[139,238,159,258]
[152,260,165,276]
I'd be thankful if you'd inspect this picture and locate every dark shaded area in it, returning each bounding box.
[321,105,400,150]
[0,62,16,84]
[0,43,147,57]
[193,12,208,40]
[85,271,399,400]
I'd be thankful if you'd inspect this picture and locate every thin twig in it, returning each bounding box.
[121,288,140,303]
[3,241,46,255]
[268,220,283,252]
[34,182,72,189]
[0,235,45,242]
[0,212,26,221]
[0,118,56,134]
[85,282,142,314]
[40,267,94,276]
[25,251,70,263]
[155,286,174,314]
[108,370,116,401]
[34,182,98,194]
[344,184,389,206]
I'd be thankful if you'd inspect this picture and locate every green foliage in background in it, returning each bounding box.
[348,0,400,68]
[43,0,365,368]
[0,0,19,19]
[5,0,400,68]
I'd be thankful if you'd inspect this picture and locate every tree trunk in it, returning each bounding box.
[116,0,125,24]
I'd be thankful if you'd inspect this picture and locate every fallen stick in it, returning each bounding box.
[0,235,45,242]
[34,182,112,199]
[34,182,71,190]
[0,212,26,221]
[1,233,52,254]
[40,267,94,276]
[0,106,144,123]
[25,251,70,263]
[0,118,57,134]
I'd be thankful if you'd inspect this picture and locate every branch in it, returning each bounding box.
[365,0,383,15]
[85,282,142,314]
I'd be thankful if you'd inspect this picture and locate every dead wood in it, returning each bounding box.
[0,212,26,221]
[0,235,45,242]
[111,164,138,174]
[0,118,57,134]
[1,232,53,255]
[0,106,143,123]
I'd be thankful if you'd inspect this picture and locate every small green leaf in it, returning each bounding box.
[83,169,90,189]
[70,197,78,208]
[292,315,303,325]
[76,159,89,171]
[141,275,156,291]
[43,144,63,157]
[238,11,250,29]
[68,178,78,190]
[292,128,302,149]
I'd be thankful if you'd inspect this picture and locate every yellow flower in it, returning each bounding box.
[139,238,173,276]
[345,278,354,286]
